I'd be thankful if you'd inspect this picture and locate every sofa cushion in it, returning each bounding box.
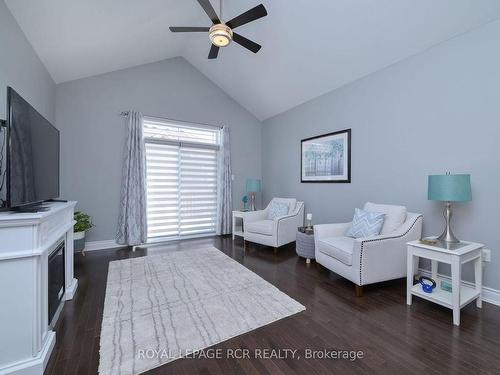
[245,220,275,236]
[364,202,407,234]
[346,208,385,238]
[271,198,297,214]
[267,201,290,220]
[317,236,355,266]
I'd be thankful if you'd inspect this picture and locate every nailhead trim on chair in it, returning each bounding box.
[358,215,423,286]
[276,202,304,246]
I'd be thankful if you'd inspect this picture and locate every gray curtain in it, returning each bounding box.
[116,111,147,245]
[216,126,232,235]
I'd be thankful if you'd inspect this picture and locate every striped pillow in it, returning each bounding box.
[346,208,385,238]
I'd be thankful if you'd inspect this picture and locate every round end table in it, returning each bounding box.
[296,227,315,264]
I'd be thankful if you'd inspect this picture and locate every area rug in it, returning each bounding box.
[98,246,305,375]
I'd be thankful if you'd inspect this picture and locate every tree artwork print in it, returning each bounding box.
[301,129,351,183]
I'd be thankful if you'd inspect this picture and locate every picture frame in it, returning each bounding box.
[301,129,351,183]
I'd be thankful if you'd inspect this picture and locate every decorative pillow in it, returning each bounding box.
[363,202,407,234]
[346,208,385,239]
[267,201,290,220]
[272,198,296,214]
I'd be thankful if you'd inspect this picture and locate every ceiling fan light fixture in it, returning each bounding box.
[169,1,267,59]
[209,24,233,47]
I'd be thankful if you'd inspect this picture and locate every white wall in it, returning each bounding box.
[262,19,500,290]
[0,0,55,123]
[56,57,262,241]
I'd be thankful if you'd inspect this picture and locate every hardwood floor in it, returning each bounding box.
[45,236,500,375]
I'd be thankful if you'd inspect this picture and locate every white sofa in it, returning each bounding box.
[314,202,423,296]
[243,198,305,251]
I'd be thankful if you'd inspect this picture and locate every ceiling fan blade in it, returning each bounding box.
[196,0,221,24]
[232,33,261,53]
[169,26,210,32]
[226,4,267,29]
[208,44,220,59]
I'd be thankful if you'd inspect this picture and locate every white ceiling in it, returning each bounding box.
[6,0,500,120]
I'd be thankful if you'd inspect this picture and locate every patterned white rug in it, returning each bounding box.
[98,246,305,375]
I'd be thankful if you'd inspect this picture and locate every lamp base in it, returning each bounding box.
[250,192,256,211]
[437,202,460,243]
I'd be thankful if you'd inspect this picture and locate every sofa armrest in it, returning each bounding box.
[352,213,423,286]
[243,209,267,223]
[276,214,300,231]
[314,222,351,240]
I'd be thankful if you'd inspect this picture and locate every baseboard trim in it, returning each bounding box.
[64,278,78,300]
[84,233,217,252]
[84,240,123,252]
[418,268,500,307]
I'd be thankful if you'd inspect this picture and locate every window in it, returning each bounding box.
[143,118,220,240]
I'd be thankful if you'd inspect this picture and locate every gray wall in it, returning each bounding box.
[263,19,500,290]
[0,1,55,204]
[56,57,262,241]
[0,1,55,123]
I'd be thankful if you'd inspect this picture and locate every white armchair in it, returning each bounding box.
[243,198,305,251]
[314,203,423,296]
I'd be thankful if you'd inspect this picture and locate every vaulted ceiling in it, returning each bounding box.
[6,0,500,120]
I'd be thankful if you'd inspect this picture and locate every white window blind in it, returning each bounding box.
[143,118,220,240]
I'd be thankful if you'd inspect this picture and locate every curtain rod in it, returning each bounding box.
[120,111,223,129]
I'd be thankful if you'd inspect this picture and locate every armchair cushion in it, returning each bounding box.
[245,220,274,236]
[346,208,385,238]
[267,201,290,220]
[364,202,407,234]
[317,236,355,266]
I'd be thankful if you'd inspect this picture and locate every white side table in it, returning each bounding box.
[232,210,246,240]
[407,240,483,326]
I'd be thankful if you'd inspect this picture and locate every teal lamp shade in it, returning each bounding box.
[428,174,472,202]
[246,179,261,193]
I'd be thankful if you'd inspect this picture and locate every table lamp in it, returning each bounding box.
[246,179,261,211]
[428,173,471,243]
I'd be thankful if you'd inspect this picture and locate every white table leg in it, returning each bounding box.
[431,259,438,280]
[475,251,483,308]
[407,247,414,305]
[232,214,236,240]
[451,256,461,326]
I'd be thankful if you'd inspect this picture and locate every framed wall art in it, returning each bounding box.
[301,129,351,183]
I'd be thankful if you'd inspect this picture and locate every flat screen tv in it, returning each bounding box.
[2,87,60,209]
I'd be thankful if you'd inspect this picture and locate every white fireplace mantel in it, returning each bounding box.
[0,202,78,375]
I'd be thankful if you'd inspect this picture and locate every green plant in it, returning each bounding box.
[74,211,94,232]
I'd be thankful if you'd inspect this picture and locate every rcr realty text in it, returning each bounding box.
[137,348,365,361]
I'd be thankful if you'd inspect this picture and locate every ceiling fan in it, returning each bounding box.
[169,0,268,59]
